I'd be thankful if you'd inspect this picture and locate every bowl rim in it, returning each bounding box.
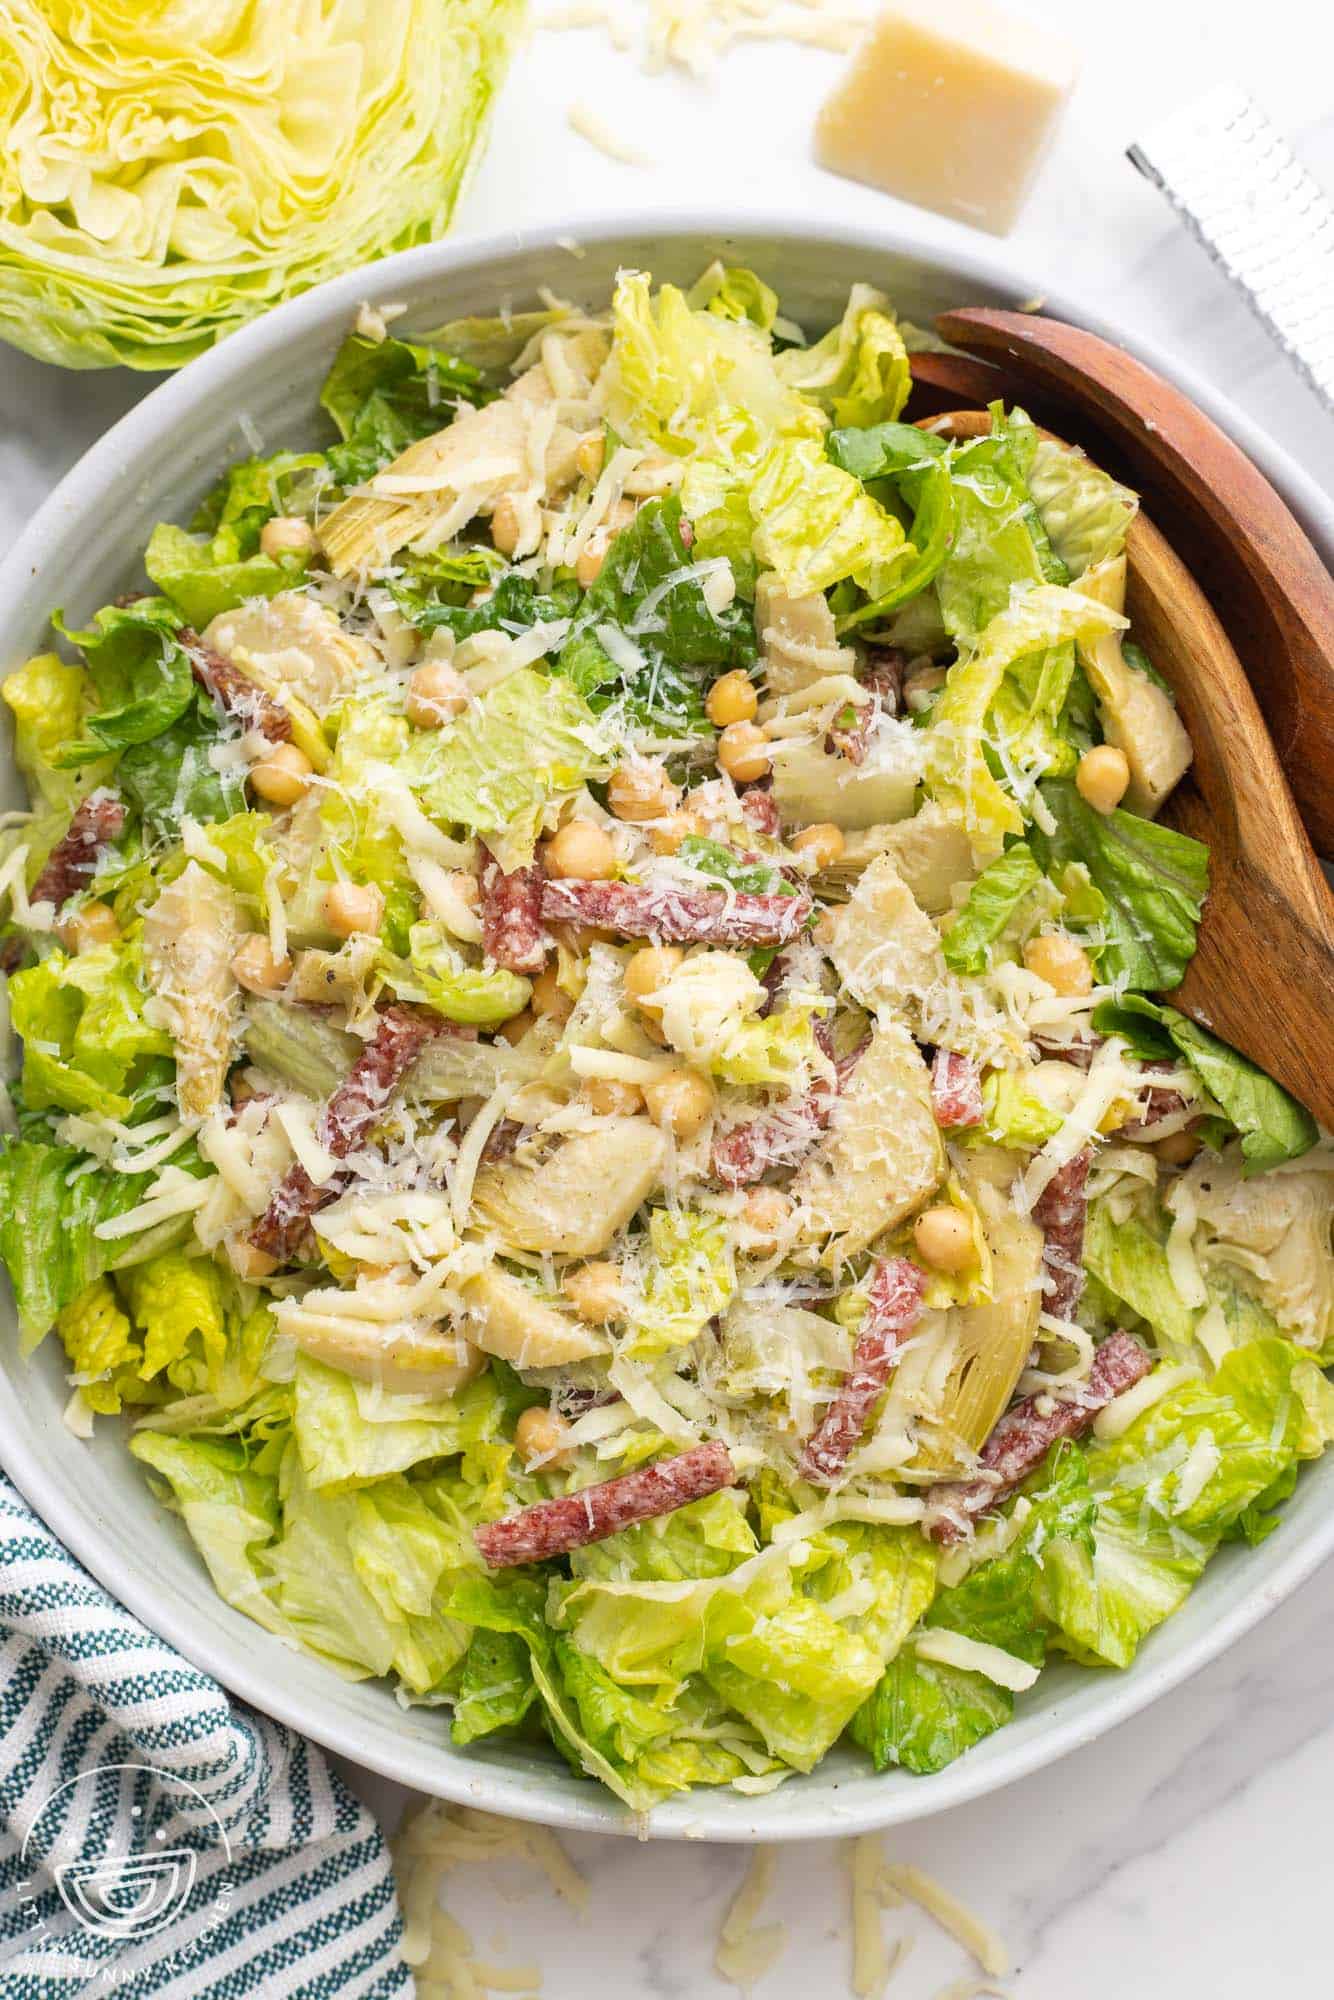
[2,207,1331,1844]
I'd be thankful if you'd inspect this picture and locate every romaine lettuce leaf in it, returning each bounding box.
[851,1648,1014,1775]
[52,599,194,761]
[8,943,172,1121]
[941,842,1041,975]
[747,435,911,600]
[292,1354,512,1492]
[925,589,1125,858]
[686,263,780,332]
[1083,1199,1200,1348]
[409,667,611,872]
[450,1627,538,1744]
[1031,779,1209,990]
[117,689,247,838]
[191,450,329,552]
[1092,994,1317,1173]
[775,284,911,429]
[558,495,756,732]
[144,521,311,629]
[626,1208,737,1360]
[1028,435,1138,580]
[975,1071,1063,1149]
[825,420,955,628]
[320,330,492,486]
[380,923,531,1026]
[0,1137,204,1347]
[129,1433,285,1635]
[1,652,110,815]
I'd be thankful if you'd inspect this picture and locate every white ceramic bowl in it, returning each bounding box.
[2,214,1331,1843]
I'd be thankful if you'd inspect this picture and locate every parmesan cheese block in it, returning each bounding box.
[814,1,1078,236]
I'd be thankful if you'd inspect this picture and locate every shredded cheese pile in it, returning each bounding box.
[393,1800,587,1998]
[539,0,871,163]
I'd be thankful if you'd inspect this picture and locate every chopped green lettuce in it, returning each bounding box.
[1032,779,1209,990]
[1083,1199,1200,1348]
[292,1355,514,1493]
[825,420,955,628]
[1093,994,1317,1173]
[320,330,492,485]
[52,599,194,762]
[380,922,531,1026]
[117,691,247,838]
[1,652,110,817]
[626,1208,737,1360]
[144,521,311,630]
[942,842,1042,975]
[409,668,611,872]
[976,1071,1063,1149]
[1027,435,1138,580]
[8,944,172,1121]
[775,285,911,430]
[687,263,780,332]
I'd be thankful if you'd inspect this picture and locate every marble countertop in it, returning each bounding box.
[2,2,1331,1991]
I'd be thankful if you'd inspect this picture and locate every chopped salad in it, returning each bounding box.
[3,267,1331,1808]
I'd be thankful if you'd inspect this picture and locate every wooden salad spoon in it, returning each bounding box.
[922,408,1334,1130]
[931,309,1334,859]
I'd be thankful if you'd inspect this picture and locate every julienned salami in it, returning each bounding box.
[1033,1148,1092,1322]
[825,653,904,765]
[798,1258,928,1486]
[481,860,548,975]
[927,1330,1152,1543]
[738,785,780,837]
[710,1033,860,1187]
[30,791,126,909]
[540,878,811,949]
[250,1005,441,1261]
[181,629,293,744]
[474,1440,738,1568]
[931,1049,984,1129]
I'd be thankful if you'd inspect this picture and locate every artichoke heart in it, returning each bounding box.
[471,1117,668,1257]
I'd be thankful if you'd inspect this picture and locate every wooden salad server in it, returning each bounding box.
[925,409,1334,1130]
[932,309,1334,858]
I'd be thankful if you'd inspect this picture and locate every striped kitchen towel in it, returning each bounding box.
[0,1472,412,1999]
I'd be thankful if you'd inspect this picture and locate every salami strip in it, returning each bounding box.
[250,1004,441,1260]
[825,653,904,765]
[540,878,811,949]
[927,1330,1152,1543]
[481,860,549,976]
[710,1033,860,1187]
[798,1257,928,1485]
[29,790,126,910]
[738,785,780,837]
[1033,1148,1092,1322]
[475,1440,738,1568]
[181,629,294,744]
[931,1049,984,1129]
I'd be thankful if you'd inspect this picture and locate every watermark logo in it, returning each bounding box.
[18,1763,234,1966]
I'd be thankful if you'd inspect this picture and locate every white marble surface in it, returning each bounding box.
[3,2,1332,1991]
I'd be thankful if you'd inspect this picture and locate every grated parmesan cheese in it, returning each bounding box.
[912,1630,1040,1693]
[882,1865,1010,1980]
[715,1847,786,1992]
[566,101,655,166]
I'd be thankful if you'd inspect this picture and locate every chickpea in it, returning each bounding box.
[405,660,469,729]
[249,741,313,807]
[498,1008,535,1046]
[706,670,758,728]
[1076,744,1132,815]
[449,870,481,911]
[227,1237,278,1281]
[912,1205,976,1274]
[717,721,771,784]
[582,1075,643,1116]
[607,761,679,824]
[530,962,574,1023]
[1154,1128,1202,1168]
[490,494,521,558]
[323,880,385,939]
[741,1185,793,1256]
[562,1258,624,1323]
[575,536,611,590]
[544,818,617,881]
[515,1403,572,1469]
[903,665,948,713]
[643,1065,715,1141]
[1023,932,1095,998]
[576,432,605,482]
[790,822,845,871]
[623,944,683,1014]
[647,809,705,856]
[259,515,317,560]
[231,934,293,995]
[57,899,120,953]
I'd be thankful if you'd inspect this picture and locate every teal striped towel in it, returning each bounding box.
[0,1473,412,1998]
